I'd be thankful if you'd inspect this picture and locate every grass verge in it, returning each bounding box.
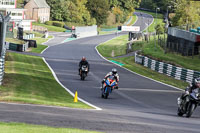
[97,35,128,57]
[97,35,189,89]
[127,15,137,26]
[33,23,66,32]
[0,122,102,133]
[5,38,26,45]
[110,56,188,89]
[28,36,53,53]
[1,52,91,109]
[134,36,200,72]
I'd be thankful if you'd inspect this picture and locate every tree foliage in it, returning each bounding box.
[171,0,200,26]
[140,0,200,27]
[45,0,141,26]
[109,0,141,23]
[46,0,95,25]
[86,0,110,26]
[140,0,173,12]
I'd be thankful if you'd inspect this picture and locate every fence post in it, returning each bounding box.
[0,13,11,85]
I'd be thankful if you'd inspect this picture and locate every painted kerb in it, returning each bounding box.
[135,53,200,83]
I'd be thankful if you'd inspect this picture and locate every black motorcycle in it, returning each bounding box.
[80,65,88,80]
[177,89,200,118]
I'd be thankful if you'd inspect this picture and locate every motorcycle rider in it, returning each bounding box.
[178,77,200,105]
[101,68,119,90]
[79,56,90,75]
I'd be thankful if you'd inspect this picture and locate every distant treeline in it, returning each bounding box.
[45,0,141,26]
[140,0,200,27]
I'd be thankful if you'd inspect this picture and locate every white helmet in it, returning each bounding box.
[112,68,117,74]
[194,77,200,85]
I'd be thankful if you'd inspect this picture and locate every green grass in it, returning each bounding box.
[29,44,48,53]
[0,122,102,133]
[97,34,190,89]
[127,15,137,26]
[1,52,91,109]
[97,35,128,57]
[135,9,164,32]
[99,33,200,72]
[139,38,200,72]
[33,23,66,32]
[28,36,53,53]
[31,31,44,38]
[111,56,188,89]
[5,38,26,45]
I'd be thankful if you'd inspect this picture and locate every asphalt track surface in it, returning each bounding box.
[1,12,200,133]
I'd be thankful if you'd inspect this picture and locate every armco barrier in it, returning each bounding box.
[135,53,200,83]
[0,48,6,85]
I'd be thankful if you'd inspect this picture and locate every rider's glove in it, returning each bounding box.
[102,79,105,84]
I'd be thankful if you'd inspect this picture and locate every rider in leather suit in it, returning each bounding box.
[79,56,90,75]
[101,68,119,90]
[178,77,200,105]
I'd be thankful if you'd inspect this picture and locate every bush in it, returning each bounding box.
[45,21,53,26]
[52,21,64,28]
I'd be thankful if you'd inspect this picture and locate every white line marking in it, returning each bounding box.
[41,46,49,54]
[42,58,102,110]
[138,12,154,32]
[40,34,55,54]
[42,35,55,45]
[119,88,182,93]
[95,18,184,93]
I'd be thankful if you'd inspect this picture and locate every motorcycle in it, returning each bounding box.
[101,75,117,99]
[177,89,200,118]
[80,65,88,80]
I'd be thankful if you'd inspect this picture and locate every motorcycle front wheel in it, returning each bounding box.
[81,72,86,80]
[177,107,184,116]
[186,102,196,118]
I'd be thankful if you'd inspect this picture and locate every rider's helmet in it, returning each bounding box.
[82,56,86,61]
[112,68,117,75]
[194,77,200,87]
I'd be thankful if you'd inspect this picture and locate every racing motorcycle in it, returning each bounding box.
[80,65,88,80]
[101,75,117,99]
[177,89,200,118]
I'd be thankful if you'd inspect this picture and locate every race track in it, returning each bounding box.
[1,12,200,133]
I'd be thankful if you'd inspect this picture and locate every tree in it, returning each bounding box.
[109,0,141,23]
[86,0,110,25]
[171,0,200,27]
[155,24,164,38]
[17,0,25,8]
[46,0,64,21]
[72,0,96,25]
[46,0,95,25]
